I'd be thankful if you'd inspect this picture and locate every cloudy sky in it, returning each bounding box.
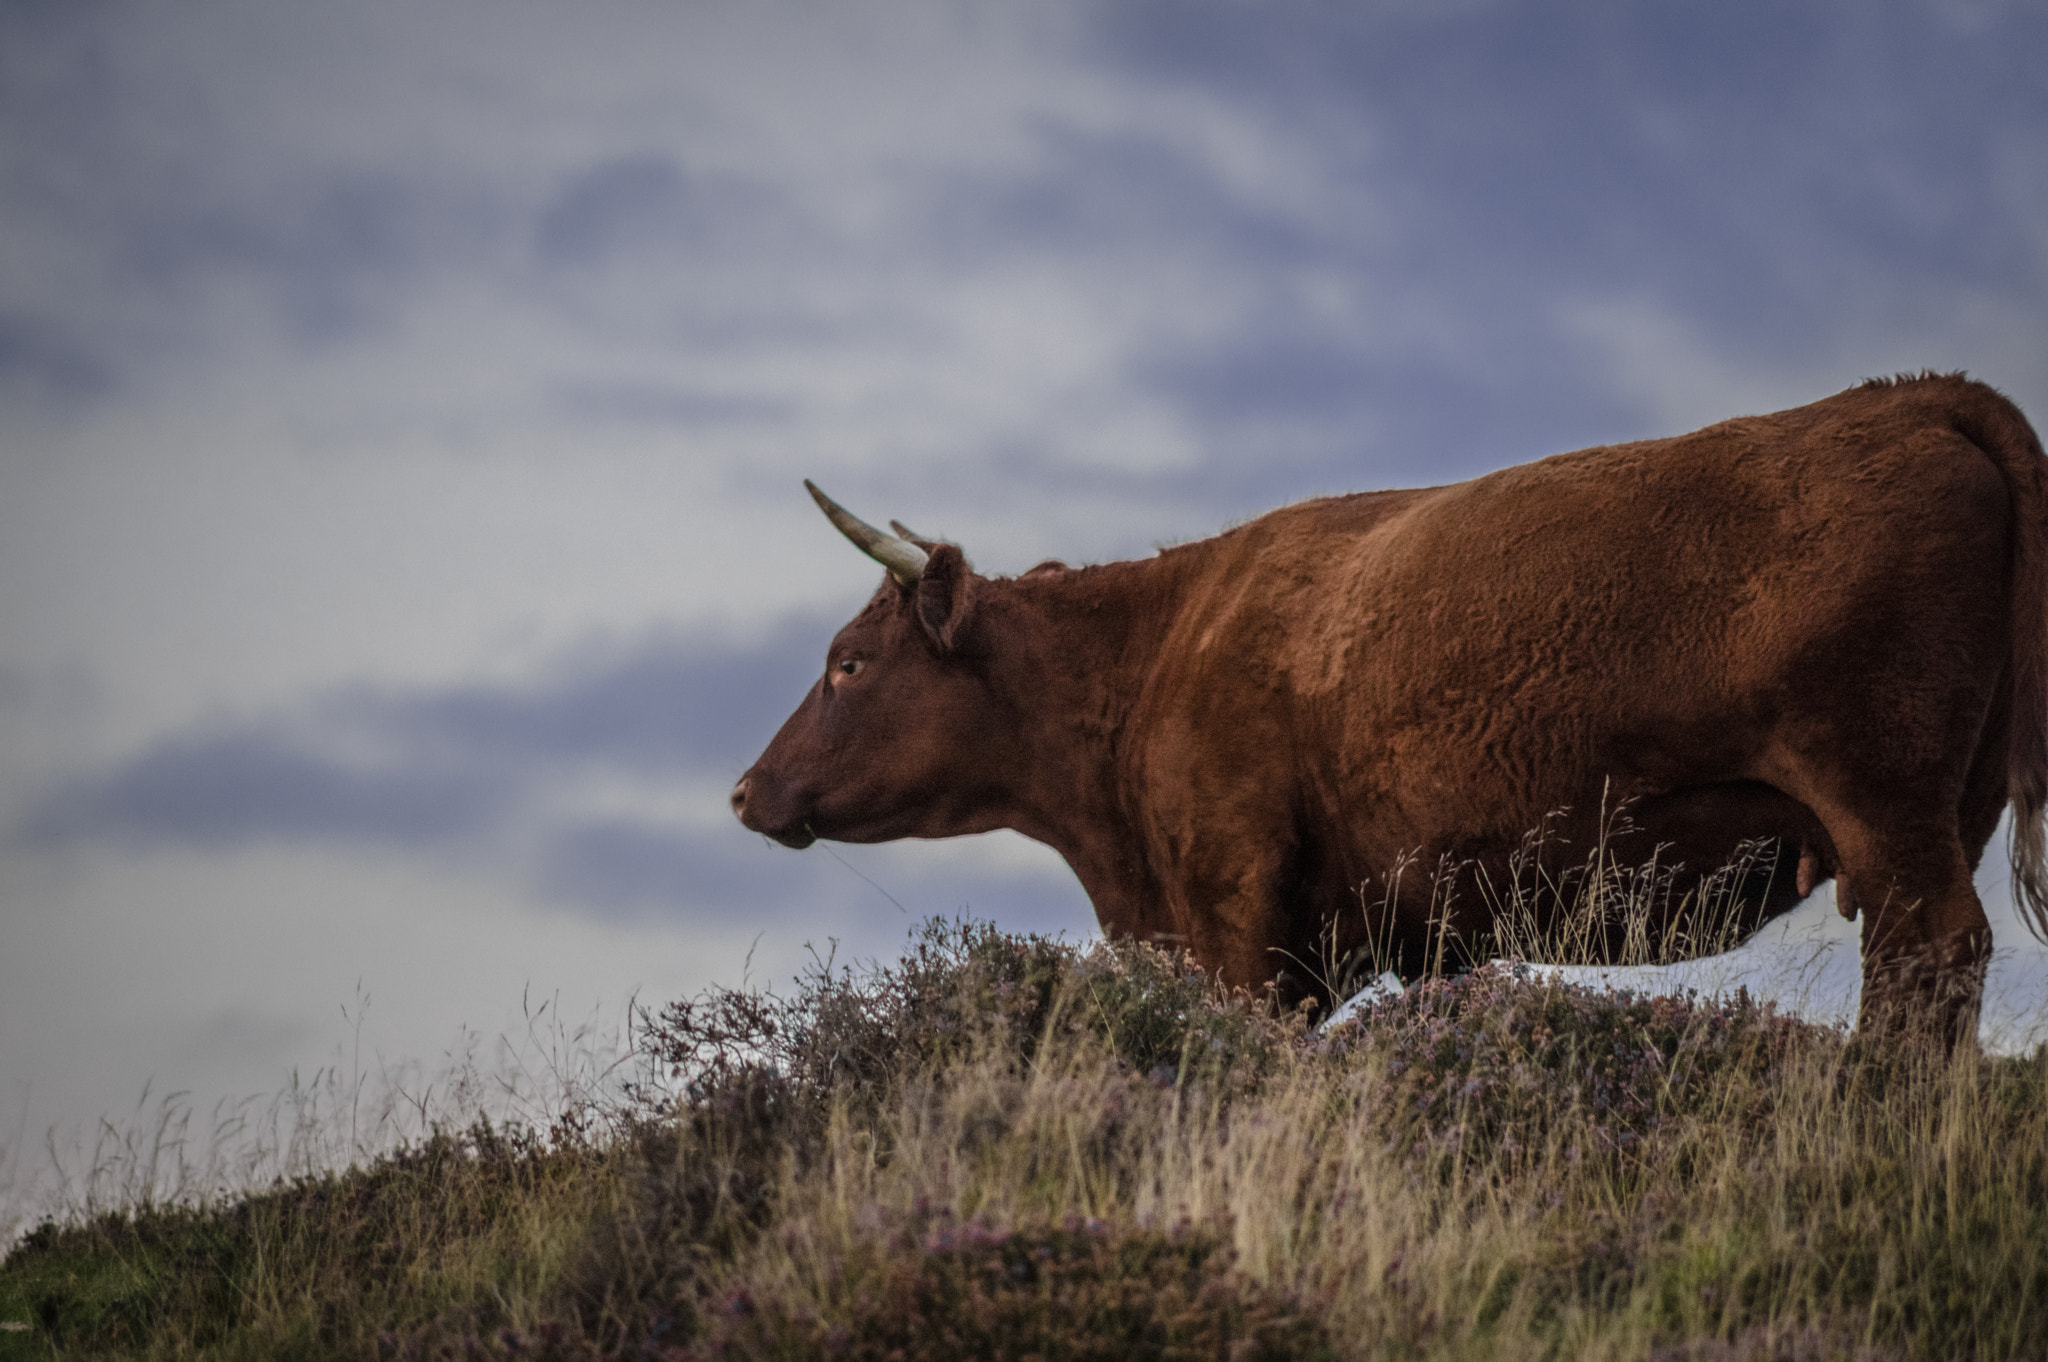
[4,0,2046,1183]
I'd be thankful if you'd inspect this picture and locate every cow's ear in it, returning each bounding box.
[915,544,976,653]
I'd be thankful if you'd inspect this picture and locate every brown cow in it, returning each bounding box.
[733,374,2048,1049]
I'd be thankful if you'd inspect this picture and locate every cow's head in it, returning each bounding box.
[731,483,1017,848]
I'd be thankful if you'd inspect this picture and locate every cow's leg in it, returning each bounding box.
[1187,876,1315,1013]
[1956,666,2015,872]
[1857,843,1988,1052]
[1803,805,1989,1050]
[1164,830,1331,1014]
[1139,741,1329,1010]
[1761,639,2001,1051]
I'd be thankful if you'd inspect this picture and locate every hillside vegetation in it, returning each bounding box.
[3,919,2046,1361]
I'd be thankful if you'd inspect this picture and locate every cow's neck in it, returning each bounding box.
[985,548,1211,943]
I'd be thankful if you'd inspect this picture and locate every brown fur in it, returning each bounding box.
[735,376,2048,1049]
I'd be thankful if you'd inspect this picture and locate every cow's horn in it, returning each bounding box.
[805,480,928,585]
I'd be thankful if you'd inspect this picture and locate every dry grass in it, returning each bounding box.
[1336,797,1798,995]
[3,918,2045,1360]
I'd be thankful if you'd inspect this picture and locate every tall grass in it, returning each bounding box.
[3,917,2045,1360]
[1337,798,1798,996]
[1,989,638,1250]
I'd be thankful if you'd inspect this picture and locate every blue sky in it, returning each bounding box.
[3,0,2046,1193]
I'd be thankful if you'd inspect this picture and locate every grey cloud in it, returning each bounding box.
[1136,328,1384,429]
[1065,0,2047,486]
[537,819,843,921]
[552,381,798,429]
[535,156,692,265]
[128,177,423,291]
[354,618,829,777]
[536,814,1093,943]
[534,818,1089,941]
[919,121,1323,270]
[1133,303,1652,490]
[2,14,509,374]
[120,174,497,345]
[535,816,1080,924]
[1129,1,2046,311]
[14,0,2036,485]
[533,156,807,268]
[0,311,115,406]
[25,727,511,852]
[23,617,834,855]
[540,820,766,914]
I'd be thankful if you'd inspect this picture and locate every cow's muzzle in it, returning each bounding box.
[731,773,818,849]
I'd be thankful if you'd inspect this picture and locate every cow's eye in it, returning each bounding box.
[837,658,863,676]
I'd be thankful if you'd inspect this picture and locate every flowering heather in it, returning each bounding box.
[678,1208,1330,1362]
[1324,964,1816,1163]
[636,919,1295,1128]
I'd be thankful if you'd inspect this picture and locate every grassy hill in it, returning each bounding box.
[3,920,2045,1360]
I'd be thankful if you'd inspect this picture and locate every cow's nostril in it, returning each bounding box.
[730,778,749,815]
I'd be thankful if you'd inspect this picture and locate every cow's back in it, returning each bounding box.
[1147,379,2017,873]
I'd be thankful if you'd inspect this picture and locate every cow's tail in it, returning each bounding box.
[1952,378,2048,942]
